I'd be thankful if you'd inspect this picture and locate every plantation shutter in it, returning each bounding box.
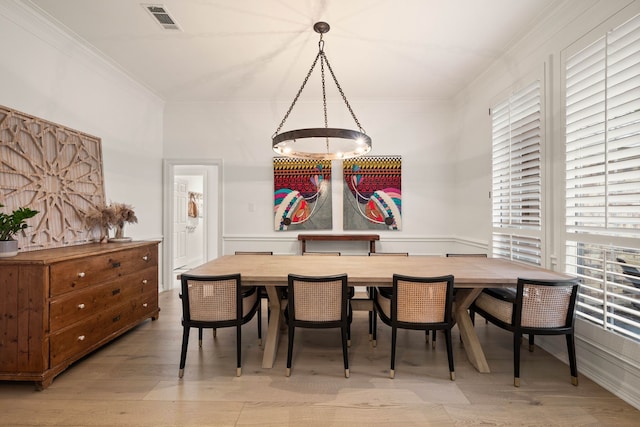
[566,14,640,238]
[564,13,640,341]
[491,81,543,265]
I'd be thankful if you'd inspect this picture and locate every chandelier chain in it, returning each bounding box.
[272,50,322,138]
[320,52,329,152]
[323,55,365,134]
[321,54,328,129]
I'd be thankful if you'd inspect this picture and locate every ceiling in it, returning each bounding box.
[25,0,559,103]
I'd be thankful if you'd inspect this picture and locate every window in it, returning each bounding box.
[566,242,640,341]
[565,13,640,341]
[491,81,543,265]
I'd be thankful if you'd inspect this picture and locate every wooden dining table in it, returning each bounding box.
[184,255,573,373]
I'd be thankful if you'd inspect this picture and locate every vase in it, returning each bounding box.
[0,240,19,257]
[92,226,109,243]
[109,223,132,242]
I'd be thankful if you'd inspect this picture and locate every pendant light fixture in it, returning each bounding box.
[272,22,371,160]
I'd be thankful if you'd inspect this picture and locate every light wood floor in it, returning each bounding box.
[1,290,638,426]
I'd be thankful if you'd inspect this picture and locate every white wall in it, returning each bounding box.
[163,99,459,255]
[453,0,640,409]
[0,1,164,244]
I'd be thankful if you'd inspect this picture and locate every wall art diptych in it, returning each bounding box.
[343,156,402,230]
[274,157,332,231]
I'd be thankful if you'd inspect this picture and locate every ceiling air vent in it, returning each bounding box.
[142,4,182,31]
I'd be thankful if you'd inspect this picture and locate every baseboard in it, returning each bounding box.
[536,322,640,410]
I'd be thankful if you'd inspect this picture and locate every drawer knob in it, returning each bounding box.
[78,272,86,278]
[78,335,86,341]
[142,255,149,261]
[142,303,148,308]
[142,279,148,284]
[78,303,86,309]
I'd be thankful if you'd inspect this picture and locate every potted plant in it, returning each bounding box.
[85,202,137,242]
[0,204,39,257]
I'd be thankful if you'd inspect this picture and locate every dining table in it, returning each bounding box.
[184,254,573,373]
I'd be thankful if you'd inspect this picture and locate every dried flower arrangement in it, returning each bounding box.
[85,202,138,242]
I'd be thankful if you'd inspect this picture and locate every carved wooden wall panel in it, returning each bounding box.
[0,105,105,251]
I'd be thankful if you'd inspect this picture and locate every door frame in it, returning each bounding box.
[163,159,223,291]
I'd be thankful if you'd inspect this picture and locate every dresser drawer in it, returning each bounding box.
[50,303,128,366]
[49,246,157,297]
[131,286,159,319]
[49,295,157,367]
[49,266,158,331]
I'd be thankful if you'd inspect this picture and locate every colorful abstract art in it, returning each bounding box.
[343,156,402,230]
[274,157,332,231]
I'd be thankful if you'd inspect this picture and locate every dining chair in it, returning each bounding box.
[285,273,351,378]
[235,251,273,326]
[302,251,352,300]
[373,274,456,380]
[367,252,409,346]
[178,273,261,377]
[471,277,580,387]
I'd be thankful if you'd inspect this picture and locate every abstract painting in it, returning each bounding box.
[343,156,402,230]
[274,157,332,231]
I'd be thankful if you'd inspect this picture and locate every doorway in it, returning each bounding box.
[163,159,222,291]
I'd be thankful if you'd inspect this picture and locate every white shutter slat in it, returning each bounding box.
[492,80,542,261]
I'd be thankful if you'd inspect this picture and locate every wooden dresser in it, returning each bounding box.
[0,241,160,389]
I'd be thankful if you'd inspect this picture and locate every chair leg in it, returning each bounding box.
[341,325,350,378]
[198,327,203,347]
[514,332,522,387]
[347,303,352,348]
[286,323,295,377]
[529,334,535,352]
[390,326,397,379]
[431,330,437,348]
[179,326,190,378]
[445,328,455,381]
[367,287,373,341]
[566,333,579,386]
[236,324,242,377]
[371,308,378,347]
[257,298,262,346]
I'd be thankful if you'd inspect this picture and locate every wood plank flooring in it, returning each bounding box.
[0,289,638,426]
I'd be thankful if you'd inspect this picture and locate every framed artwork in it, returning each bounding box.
[343,155,402,230]
[274,157,332,231]
[0,105,105,250]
